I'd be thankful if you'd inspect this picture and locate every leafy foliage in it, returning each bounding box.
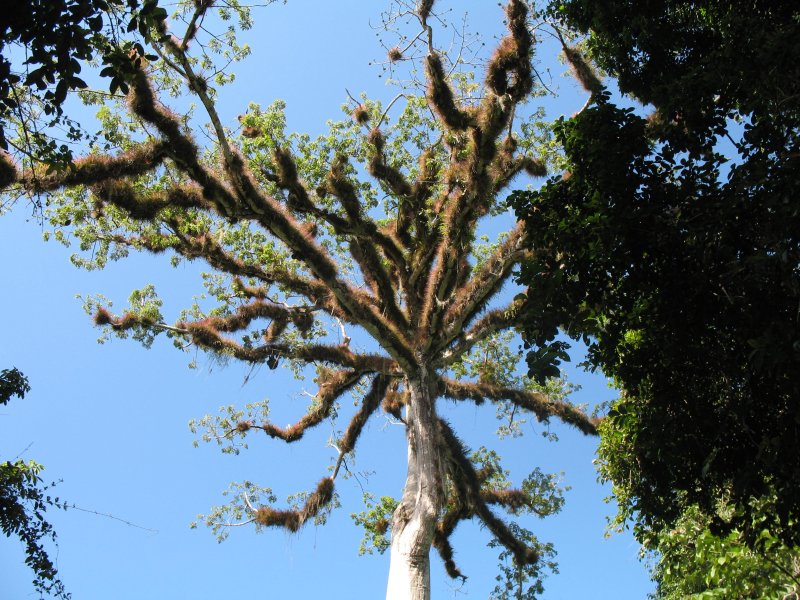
[488,522,557,600]
[351,493,399,556]
[1,368,69,599]
[0,367,30,405]
[647,504,800,599]
[0,0,167,170]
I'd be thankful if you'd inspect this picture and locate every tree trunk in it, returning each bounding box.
[386,366,442,600]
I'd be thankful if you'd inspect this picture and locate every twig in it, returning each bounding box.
[69,504,158,533]
[377,93,408,129]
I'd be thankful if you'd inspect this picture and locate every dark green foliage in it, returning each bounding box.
[1,369,69,599]
[0,0,166,167]
[0,367,29,405]
[548,0,800,153]
[513,0,800,549]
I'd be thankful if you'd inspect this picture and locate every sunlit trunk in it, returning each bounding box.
[385,366,442,600]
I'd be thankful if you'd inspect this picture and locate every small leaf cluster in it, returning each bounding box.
[193,480,276,542]
[350,493,399,556]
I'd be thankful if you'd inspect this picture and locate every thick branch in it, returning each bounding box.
[413,1,539,347]
[94,308,398,373]
[107,217,364,325]
[126,67,406,357]
[22,142,168,193]
[169,226,362,322]
[127,69,240,216]
[253,477,335,532]
[91,178,210,219]
[333,374,392,478]
[485,0,534,102]
[192,298,315,336]
[490,151,547,196]
[438,377,599,435]
[436,418,539,567]
[441,222,526,337]
[481,489,536,515]
[230,142,416,368]
[432,507,470,580]
[437,298,523,365]
[273,149,409,282]
[181,321,399,372]
[426,53,475,132]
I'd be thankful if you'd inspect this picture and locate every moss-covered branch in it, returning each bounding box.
[238,370,362,442]
[252,477,335,532]
[94,308,399,373]
[438,377,598,435]
[438,298,524,366]
[441,222,526,339]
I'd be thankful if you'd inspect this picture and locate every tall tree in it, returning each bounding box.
[512,0,800,569]
[4,1,596,598]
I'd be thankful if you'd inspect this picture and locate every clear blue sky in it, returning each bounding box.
[1,1,654,598]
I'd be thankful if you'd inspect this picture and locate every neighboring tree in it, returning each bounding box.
[511,0,800,587]
[646,503,800,599]
[1,368,69,599]
[4,1,597,599]
[0,0,166,175]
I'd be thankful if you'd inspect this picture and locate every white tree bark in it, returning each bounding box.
[386,367,443,600]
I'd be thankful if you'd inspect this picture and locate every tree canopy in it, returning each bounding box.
[3,1,599,598]
[512,0,800,561]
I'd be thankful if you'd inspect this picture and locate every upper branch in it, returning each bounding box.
[437,297,524,366]
[122,69,418,369]
[440,221,527,339]
[272,148,408,280]
[415,0,536,347]
[127,69,240,216]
